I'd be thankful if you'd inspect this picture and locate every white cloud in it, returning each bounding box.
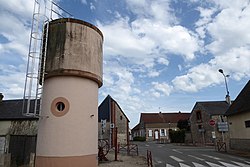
[152,82,173,96]
[98,13,200,69]
[0,0,62,100]
[147,70,160,78]
[125,0,177,24]
[178,65,182,71]
[90,2,95,10]
[0,0,33,100]
[81,0,87,5]
[0,64,26,99]
[172,63,218,92]
[169,0,250,93]
[196,0,250,55]
[0,10,31,58]
[151,91,161,98]
[211,46,250,80]
[157,57,169,66]
[172,45,250,93]
[102,61,135,96]
[0,0,33,19]
[195,7,216,39]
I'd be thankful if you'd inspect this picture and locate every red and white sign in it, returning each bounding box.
[209,119,216,126]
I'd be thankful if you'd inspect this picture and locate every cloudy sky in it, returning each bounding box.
[1,0,250,128]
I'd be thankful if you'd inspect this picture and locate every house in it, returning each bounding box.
[190,101,230,145]
[132,112,191,141]
[0,96,38,166]
[98,95,130,147]
[225,80,250,151]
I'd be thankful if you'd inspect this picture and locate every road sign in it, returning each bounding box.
[209,119,216,126]
[218,122,229,132]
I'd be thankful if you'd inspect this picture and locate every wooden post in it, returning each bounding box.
[114,127,118,161]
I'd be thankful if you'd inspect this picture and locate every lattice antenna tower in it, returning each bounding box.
[22,0,73,117]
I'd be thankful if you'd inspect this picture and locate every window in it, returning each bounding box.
[245,120,250,128]
[160,129,165,136]
[148,130,153,137]
[196,111,202,121]
[56,102,65,111]
[51,97,70,117]
[198,125,202,129]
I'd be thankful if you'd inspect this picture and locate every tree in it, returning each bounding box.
[177,119,190,131]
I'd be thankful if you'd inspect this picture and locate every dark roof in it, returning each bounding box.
[140,112,191,124]
[225,80,250,116]
[131,123,140,131]
[98,95,111,122]
[192,101,230,115]
[0,99,38,120]
[98,95,130,122]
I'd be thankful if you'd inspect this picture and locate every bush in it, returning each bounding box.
[169,129,186,143]
[133,136,146,141]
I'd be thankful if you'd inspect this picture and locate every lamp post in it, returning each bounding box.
[218,69,231,105]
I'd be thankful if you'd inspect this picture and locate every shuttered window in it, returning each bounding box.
[245,120,250,128]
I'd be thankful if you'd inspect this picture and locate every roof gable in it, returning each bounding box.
[98,95,130,122]
[98,95,111,122]
[191,101,230,115]
[225,80,250,116]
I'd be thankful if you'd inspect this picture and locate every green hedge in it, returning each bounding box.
[169,129,185,143]
[133,136,146,141]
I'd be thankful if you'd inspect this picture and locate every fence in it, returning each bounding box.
[217,141,227,152]
[117,143,138,156]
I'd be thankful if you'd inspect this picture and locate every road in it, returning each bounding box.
[134,141,250,167]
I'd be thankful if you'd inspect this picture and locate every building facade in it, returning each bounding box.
[132,112,191,142]
[0,98,38,166]
[98,95,130,147]
[225,80,250,151]
[190,101,229,145]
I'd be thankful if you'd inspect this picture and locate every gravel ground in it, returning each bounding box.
[98,151,148,167]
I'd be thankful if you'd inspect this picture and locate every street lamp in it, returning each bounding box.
[218,69,231,104]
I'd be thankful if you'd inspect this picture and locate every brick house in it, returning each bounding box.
[190,101,230,145]
[98,95,130,147]
[132,112,190,141]
[225,80,250,151]
[0,97,38,166]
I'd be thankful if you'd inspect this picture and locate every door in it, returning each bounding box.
[154,130,159,140]
[9,135,37,166]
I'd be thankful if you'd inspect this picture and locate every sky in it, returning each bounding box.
[0,0,250,128]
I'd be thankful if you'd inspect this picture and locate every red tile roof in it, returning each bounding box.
[140,112,191,124]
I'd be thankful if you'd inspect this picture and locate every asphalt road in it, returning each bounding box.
[134,141,250,167]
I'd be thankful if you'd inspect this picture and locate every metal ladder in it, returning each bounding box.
[22,0,73,117]
[22,0,50,117]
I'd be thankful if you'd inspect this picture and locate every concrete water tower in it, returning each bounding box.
[35,18,103,167]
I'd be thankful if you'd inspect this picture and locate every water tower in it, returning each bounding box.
[35,18,103,167]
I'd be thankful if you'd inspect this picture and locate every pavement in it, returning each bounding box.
[98,151,148,167]
[98,143,250,167]
[227,149,250,159]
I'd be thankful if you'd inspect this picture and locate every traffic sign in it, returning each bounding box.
[218,122,229,132]
[209,119,216,126]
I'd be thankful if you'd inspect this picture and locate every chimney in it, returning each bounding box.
[225,94,231,105]
[0,93,3,102]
